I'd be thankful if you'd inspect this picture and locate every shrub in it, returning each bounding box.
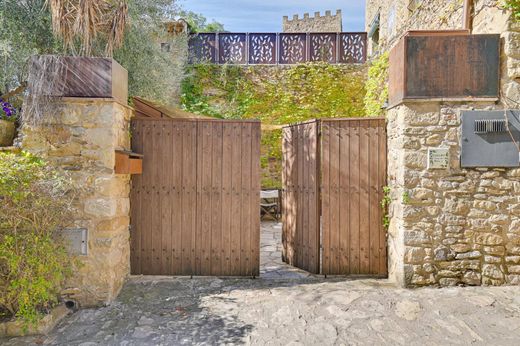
[0,152,74,325]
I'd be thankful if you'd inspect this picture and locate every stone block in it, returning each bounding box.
[455,251,481,260]
[462,271,481,286]
[482,264,504,280]
[475,233,505,246]
[405,247,427,264]
[84,198,118,218]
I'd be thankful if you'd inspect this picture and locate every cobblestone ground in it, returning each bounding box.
[3,223,520,345]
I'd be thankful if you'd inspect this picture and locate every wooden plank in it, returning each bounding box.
[369,120,380,274]
[302,124,310,271]
[230,124,242,275]
[160,122,172,274]
[349,120,360,275]
[321,121,331,274]
[180,123,191,274]
[140,122,154,274]
[308,122,319,274]
[198,122,213,275]
[211,122,223,275]
[379,119,388,275]
[171,122,183,274]
[240,124,252,275]
[221,124,233,275]
[339,121,350,274]
[329,121,340,274]
[281,128,291,264]
[250,122,261,276]
[130,120,143,274]
[151,122,162,275]
[359,120,370,274]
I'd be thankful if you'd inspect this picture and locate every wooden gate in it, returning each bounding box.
[282,121,320,274]
[130,118,261,276]
[282,118,387,276]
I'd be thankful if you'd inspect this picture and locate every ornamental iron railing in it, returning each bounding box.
[188,32,367,65]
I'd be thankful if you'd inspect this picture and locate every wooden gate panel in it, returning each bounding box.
[321,119,387,276]
[130,119,260,276]
[282,121,320,274]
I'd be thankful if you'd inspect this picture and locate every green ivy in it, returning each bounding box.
[381,186,391,230]
[364,52,389,117]
[504,0,520,21]
[181,63,367,187]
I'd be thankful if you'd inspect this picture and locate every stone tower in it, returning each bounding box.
[283,10,343,33]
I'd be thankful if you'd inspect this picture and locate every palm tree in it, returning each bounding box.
[46,0,128,57]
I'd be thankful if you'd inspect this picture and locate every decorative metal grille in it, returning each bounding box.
[188,33,217,63]
[218,33,247,64]
[188,32,367,65]
[249,33,277,64]
[339,33,367,64]
[279,33,307,64]
[309,33,337,63]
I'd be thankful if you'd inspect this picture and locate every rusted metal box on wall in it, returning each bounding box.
[30,56,129,105]
[388,31,500,107]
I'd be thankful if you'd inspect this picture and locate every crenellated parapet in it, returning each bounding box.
[283,10,342,33]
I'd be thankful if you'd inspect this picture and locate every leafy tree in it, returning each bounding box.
[180,10,225,32]
[0,0,223,105]
[0,0,60,96]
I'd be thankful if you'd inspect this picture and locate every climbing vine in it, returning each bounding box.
[181,63,367,187]
[364,52,389,117]
[381,186,391,230]
[504,0,520,21]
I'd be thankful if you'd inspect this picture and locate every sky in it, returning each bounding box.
[178,0,366,32]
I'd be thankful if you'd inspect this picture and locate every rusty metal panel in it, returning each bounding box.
[338,33,367,64]
[309,33,337,63]
[389,33,500,106]
[218,33,247,64]
[249,33,277,64]
[279,33,307,64]
[188,33,217,63]
[188,32,367,65]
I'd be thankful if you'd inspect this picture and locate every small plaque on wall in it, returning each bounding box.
[62,228,88,256]
[428,148,449,169]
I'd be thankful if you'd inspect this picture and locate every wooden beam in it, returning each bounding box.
[463,0,473,32]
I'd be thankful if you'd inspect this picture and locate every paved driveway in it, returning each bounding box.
[4,277,520,345]
[4,223,520,345]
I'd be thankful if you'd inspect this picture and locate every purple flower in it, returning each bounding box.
[0,99,16,120]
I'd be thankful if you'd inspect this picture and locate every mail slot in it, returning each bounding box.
[115,150,143,174]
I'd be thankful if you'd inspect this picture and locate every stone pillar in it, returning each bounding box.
[387,102,520,287]
[21,98,132,306]
[386,7,520,288]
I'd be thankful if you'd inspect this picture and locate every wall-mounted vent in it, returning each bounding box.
[461,110,520,168]
[474,119,507,134]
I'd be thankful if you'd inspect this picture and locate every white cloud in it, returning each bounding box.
[178,0,366,32]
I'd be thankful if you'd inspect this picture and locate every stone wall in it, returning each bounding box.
[387,102,520,286]
[283,10,342,32]
[21,98,132,306]
[377,0,520,287]
[365,0,512,56]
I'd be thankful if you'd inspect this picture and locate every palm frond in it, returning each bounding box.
[45,0,128,57]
